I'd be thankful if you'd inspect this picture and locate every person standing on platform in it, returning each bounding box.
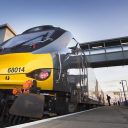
[118,101,120,106]
[106,95,111,106]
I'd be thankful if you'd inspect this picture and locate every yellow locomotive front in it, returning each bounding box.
[0,25,76,122]
[0,25,71,92]
[0,53,53,91]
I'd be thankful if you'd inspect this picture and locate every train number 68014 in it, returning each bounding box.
[8,67,25,73]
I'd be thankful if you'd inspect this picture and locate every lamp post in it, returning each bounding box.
[119,88,123,102]
[121,80,128,91]
[123,80,128,96]
[123,80,128,100]
[120,80,127,103]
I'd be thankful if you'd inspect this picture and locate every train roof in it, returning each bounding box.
[22,25,62,34]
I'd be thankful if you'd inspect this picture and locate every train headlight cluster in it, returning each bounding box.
[26,69,51,81]
[39,70,49,80]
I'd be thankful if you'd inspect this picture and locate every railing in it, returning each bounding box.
[84,44,128,55]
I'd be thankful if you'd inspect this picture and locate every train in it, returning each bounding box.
[0,25,104,124]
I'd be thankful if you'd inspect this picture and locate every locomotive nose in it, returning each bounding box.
[0,53,53,74]
[0,53,53,90]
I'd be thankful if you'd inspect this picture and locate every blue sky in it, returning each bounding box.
[1,0,128,99]
[1,0,128,43]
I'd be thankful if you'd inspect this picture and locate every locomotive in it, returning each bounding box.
[0,25,104,124]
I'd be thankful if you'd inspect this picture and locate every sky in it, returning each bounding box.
[1,0,128,99]
[1,0,128,42]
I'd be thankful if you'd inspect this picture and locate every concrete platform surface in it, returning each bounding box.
[11,106,128,128]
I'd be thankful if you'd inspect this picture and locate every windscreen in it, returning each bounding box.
[2,30,55,49]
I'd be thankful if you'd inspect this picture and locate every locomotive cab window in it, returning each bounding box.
[2,30,54,48]
[0,26,67,54]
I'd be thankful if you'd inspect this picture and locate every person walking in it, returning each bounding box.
[118,101,120,106]
[106,95,111,106]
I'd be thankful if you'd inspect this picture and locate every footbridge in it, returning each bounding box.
[80,36,128,68]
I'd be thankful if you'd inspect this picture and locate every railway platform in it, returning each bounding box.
[9,106,128,128]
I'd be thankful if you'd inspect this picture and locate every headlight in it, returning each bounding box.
[26,69,51,81]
